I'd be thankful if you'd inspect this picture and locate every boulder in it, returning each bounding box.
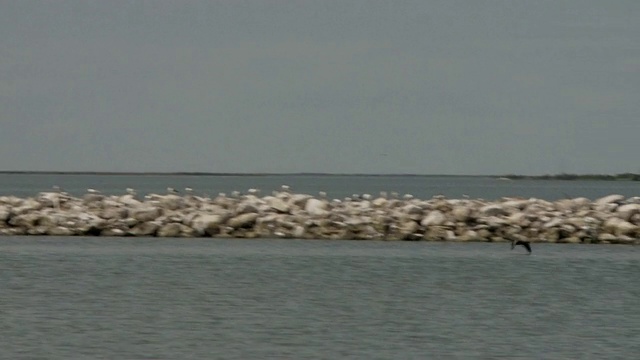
[227,213,259,229]
[47,226,75,236]
[0,206,11,222]
[129,222,160,236]
[595,194,625,206]
[420,211,447,227]
[305,199,328,216]
[190,214,226,236]
[451,206,472,222]
[602,218,638,237]
[131,207,162,222]
[616,204,640,221]
[480,204,510,217]
[100,207,128,220]
[157,223,185,237]
[264,196,290,213]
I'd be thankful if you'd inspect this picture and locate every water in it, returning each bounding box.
[1,238,638,359]
[1,173,640,200]
[1,175,639,358]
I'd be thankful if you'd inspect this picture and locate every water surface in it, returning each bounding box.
[1,238,638,359]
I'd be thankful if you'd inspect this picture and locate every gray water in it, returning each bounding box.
[1,173,640,200]
[1,238,638,359]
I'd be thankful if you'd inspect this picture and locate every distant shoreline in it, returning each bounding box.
[0,171,638,180]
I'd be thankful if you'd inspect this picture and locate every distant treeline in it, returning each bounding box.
[498,173,640,181]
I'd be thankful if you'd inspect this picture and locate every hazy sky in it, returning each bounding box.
[1,1,638,175]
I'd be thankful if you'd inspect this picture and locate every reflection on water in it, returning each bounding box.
[1,238,638,359]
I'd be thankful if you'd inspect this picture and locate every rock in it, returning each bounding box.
[543,218,563,228]
[129,222,160,236]
[82,194,105,204]
[423,226,448,241]
[602,218,638,236]
[101,228,126,237]
[608,235,637,245]
[616,204,640,221]
[290,194,313,208]
[398,220,419,238]
[451,206,472,222]
[420,211,446,227]
[47,226,75,236]
[190,214,226,236]
[264,196,290,213]
[227,213,259,229]
[595,194,625,206]
[292,225,306,238]
[100,207,128,220]
[157,195,185,210]
[131,207,162,222]
[0,190,638,243]
[117,194,141,207]
[597,233,617,242]
[305,198,328,216]
[558,236,581,244]
[157,223,183,237]
[8,213,39,228]
[372,197,388,207]
[480,204,510,217]
[0,206,10,222]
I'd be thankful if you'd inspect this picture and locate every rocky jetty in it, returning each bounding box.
[0,188,639,244]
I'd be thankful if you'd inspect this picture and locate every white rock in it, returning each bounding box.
[264,196,290,213]
[595,194,625,206]
[129,222,160,236]
[420,211,446,227]
[603,218,638,236]
[227,213,259,228]
[305,198,328,216]
[480,204,510,217]
[131,207,162,222]
[616,204,640,221]
[0,206,10,222]
[191,214,226,235]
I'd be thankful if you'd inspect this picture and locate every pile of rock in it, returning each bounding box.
[0,189,638,244]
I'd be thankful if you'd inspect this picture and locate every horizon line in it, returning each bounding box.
[0,171,638,178]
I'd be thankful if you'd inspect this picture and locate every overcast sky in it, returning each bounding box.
[1,0,638,175]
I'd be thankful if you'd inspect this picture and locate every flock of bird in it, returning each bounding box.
[54,184,534,254]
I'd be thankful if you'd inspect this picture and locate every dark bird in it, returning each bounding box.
[511,240,532,254]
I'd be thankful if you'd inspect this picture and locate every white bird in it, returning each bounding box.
[167,187,179,194]
[87,188,100,194]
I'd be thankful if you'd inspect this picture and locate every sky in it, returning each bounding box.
[1,0,638,175]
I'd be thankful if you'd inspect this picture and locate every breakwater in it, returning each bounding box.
[1,188,639,244]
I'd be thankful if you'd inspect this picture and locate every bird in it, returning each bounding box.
[511,240,532,254]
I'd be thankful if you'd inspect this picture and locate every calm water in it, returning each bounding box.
[1,173,640,200]
[1,175,639,358]
[0,238,638,359]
